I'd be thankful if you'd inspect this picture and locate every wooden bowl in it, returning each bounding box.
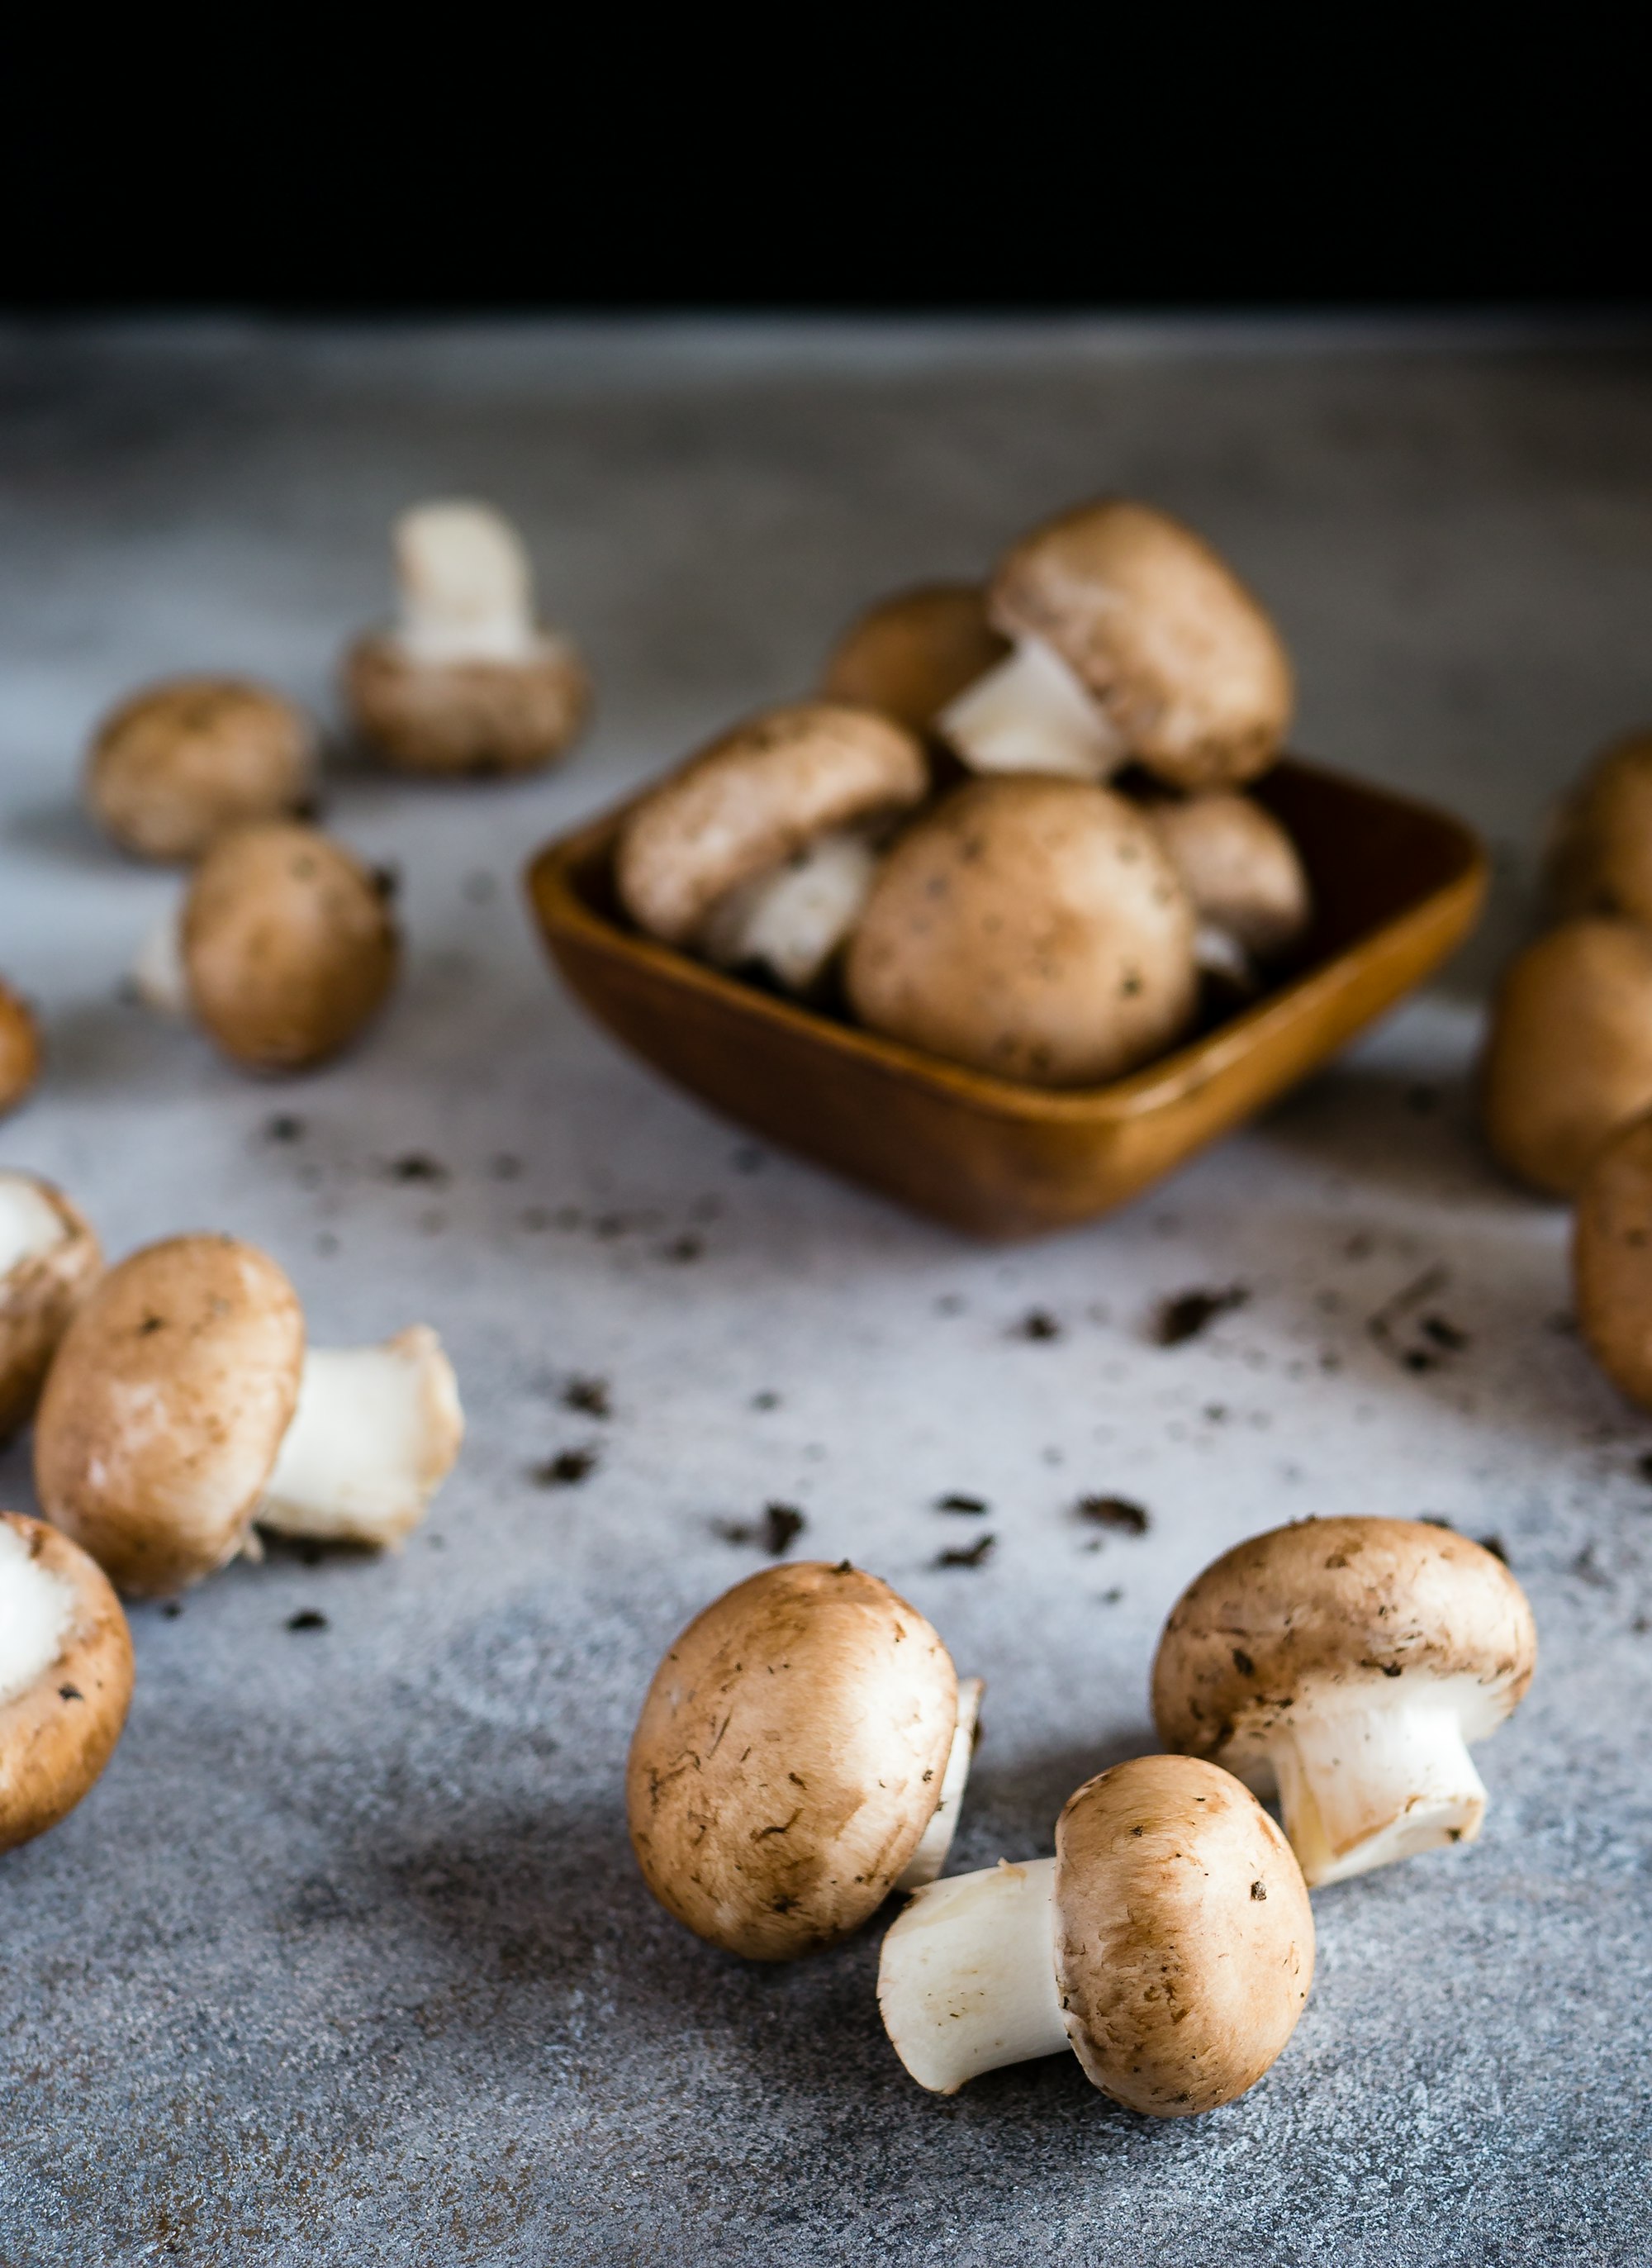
[525,758,1486,1240]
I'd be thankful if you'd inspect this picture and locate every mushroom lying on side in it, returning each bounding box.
[616,705,930,995]
[1142,789,1312,989]
[879,1753,1313,2110]
[1152,1517,1536,1887]
[84,677,318,863]
[1545,730,1652,925]
[1,982,40,1120]
[1480,916,1652,1196]
[34,1234,463,1595]
[938,501,1293,792]
[0,1172,101,1444]
[627,1561,984,1959]
[819,585,1010,737]
[844,775,1198,1085]
[1574,1108,1652,1409]
[136,822,400,1072]
[1,1511,135,1855]
[344,501,590,777]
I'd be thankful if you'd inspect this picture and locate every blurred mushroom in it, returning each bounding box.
[879,1754,1313,2109]
[1574,1108,1652,1408]
[819,585,1009,735]
[845,775,1198,1084]
[0,1172,101,1443]
[0,982,40,1119]
[84,677,318,863]
[1,1511,134,1856]
[344,501,589,776]
[1546,730,1652,924]
[1143,789,1312,989]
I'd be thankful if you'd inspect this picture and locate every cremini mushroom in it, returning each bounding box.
[344,500,590,776]
[0,1172,101,1444]
[1480,916,1652,1196]
[1574,1107,1652,1409]
[939,500,1293,792]
[34,1233,463,1595]
[878,1753,1313,2110]
[1152,1517,1536,1887]
[1,1511,134,1856]
[1545,730,1652,925]
[844,775,1198,1084]
[1,981,40,1119]
[1142,789,1312,987]
[83,676,318,863]
[819,584,1010,736]
[616,704,929,994]
[627,1561,983,1959]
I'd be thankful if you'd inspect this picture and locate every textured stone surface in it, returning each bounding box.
[2,320,1651,2265]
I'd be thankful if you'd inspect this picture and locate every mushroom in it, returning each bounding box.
[1,980,40,1119]
[878,1753,1313,2110]
[1,1511,135,1856]
[1545,730,1652,925]
[34,1233,463,1595]
[1142,789,1312,988]
[1151,1517,1536,1887]
[844,775,1198,1085]
[819,584,1010,736]
[0,1172,101,1444]
[626,1560,982,1959]
[1480,916,1652,1196]
[615,705,929,994]
[344,500,590,776]
[938,500,1294,792]
[1573,1107,1652,1409]
[137,822,400,1072]
[83,676,318,863]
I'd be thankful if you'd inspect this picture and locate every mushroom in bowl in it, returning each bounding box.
[34,1234,463,1595]
[84,677,319,863]
[1,981,40,1120]
[1142,788,1313,992]
[1152,1517,1536,1887]
[628,1561,983,1959]
[344,501,590,777]
[0,1172,101,1444]
[878,1753,1313,2110]
[820,585,1009,739]
[1,1511,135,1856]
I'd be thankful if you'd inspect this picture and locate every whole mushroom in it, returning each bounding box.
[83,677,318,863]
[627,1561,983,1960]
[1573,1108,1652,1409]
[1152,1517,1536,1887]
[879,1753,1313,2110]
[616,705,929,995]
[819,585,1010,736]
[1,1512,134,1856]
[1142,790,1312,987]
[0,1172,101,1443]
[344,501,590,777]
[1545,730,1652,925]
[844,774,1198,1084]
[1,981,40,1119]
[939,500,1293,792]
[34,1234,463,1595]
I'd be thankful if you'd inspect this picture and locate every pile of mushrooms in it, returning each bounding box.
[614,499,1313,1084]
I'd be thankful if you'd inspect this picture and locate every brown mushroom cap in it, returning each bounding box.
[1545,731,1652,925]
[0,1511,135,1854]
[0,1174,102,1444]
[988,500,1294,792]
[1151,1517,1536,1776]
[844,774,1198,1086]
[1054,1755,1314,2116]
[627,1560,959,1961]
[819,585,1011,734]
[84,677,318,863]
[615,704,930,949]
[34,1234,305,1595]
[0,982,40,1120]
[1480,916,1652,1196]
[344,630,589,777]
[180,822,400,1072]
[1142,791,1312,961]
[1574,1108,1652,1408]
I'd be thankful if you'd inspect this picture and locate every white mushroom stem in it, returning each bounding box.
[0,1172,69,1279]
[879,1856,1067,2094]
[259,1327,463,1548]
[394,502,539,665]
[1267,1699,1488,1887]
[699,828,882,992]
[896,1676,984,1891]
[1194,920,1260,993]
[0,1522,74,1708]
[131,903,188,1014]
[938,636,1124,781]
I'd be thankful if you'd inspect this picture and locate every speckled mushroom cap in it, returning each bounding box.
[627,1560,959,1961]
[615,704,930,949]
[1151,1518,1537,1778]
[34,1234,306,1596]
[1142,790,1312,960]
[1545,731,1652,925]
[84,677,318,863]
[344,629,589,777]
[0,1511,135,1855]
[1053,1755,1314,2117]
[0,981,40,1120]
[819,585,1011,735]
[844,775,1198,1086]
[987,500,1294,792]
[0,1173,102,1444]
[1574,1109,1652,1409]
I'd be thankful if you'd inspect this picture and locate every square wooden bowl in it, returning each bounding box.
[525,758,1487,1240]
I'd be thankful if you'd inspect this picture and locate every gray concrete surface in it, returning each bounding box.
[2,319,1650,2265]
